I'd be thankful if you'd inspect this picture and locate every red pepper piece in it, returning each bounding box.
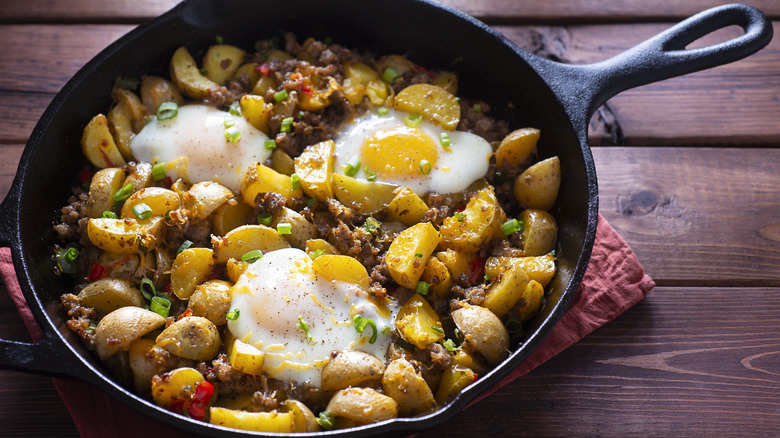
[87,263,106,282]
[468,256,486,286]
[78,168,93,184]
[255,63,270,76]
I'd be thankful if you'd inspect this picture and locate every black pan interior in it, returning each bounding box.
[14,0,596,435]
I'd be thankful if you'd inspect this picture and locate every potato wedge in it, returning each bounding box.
[123,162,153,193]
[386,222,441,289]
[321,350,385,391]
[515,279,545,322]
[170,46,221,99]
[420,256,453,299]
[212,224,291,264]
[183,181,234,220]
[439,187,505,253]
[271,207,318,249]
[210,408,295,433]
[107,99,136,160]
[225,258,249,283]
[482,261,530,317]
[394,83,460,130]
[305,239,339,258]
[519,209,558,256]
[87,217,163,254]
[431,71,458,95]
[435,364,475,404]
[170,247,214,300]
[270,148,295,175]
[294,140,335,200]
[312,255,370,290]
[382,358,436,415]
[229,338,265,376]
[495,128,540,168]
[241,163,303,207]
[452,304,509,365]
[151,367,205,408]
[281,400,320,432]
[343,62,387,105]
[77,278,144,313]
[513,156,560,210]
[231,62,261,86]
[485,254,556,288]
[95,307,166,360]
[120,187,180,219]
[376,54,416,79]
[202,44,246,85]
[387,187,428,226]
[212,200,254,236]
[140,75,184,116]
[326,387,398,424]
[239,94,273,135]
[86,167,126,218]
[188,279,232,325]
[82,114,127,168]
[155,316,221,361]
[331,173,398,215]
[395,294,444,349]
[128,339,162,394]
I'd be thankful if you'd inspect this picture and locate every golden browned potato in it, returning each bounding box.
[515,279,545,323]
[452,304,509,365]
[394,83,460,130]
[395,294,445,349]
[169,46,221,99]
[271,207,318,249]
[182,181,234,220]
[211,224,291,264]
[231,62,261,87]
[229,338,265,376]
[281,400,320,432]
[155,316,221,361]
[122,162,153,192]
[450,349,490,376]
[128,339,163,393]
[77,278,144,313]
[326,387,399,424]
[439,187,505,254]
[170,247,214,299]
[82,114,127,168]
[431,70,458,95]
[95,307,166,360]
[112,88,147,132]
[485,253,556,288]
[151,367,205,408]
[321,350,385,391]
[107,99,136,160]
[343,62,388,105]
[519,209,558,256]
[381,358,436,415]
[385,222,441,289]
[202,44,246,85]
[120,187,180,219]
[376,54,416,79]
[435,364,476,404]
[239,94,273,135]
[481,261,530,317]
[304,239,339,258]
[331,173,398,215]
[209,408,295,432]
[312,255,370,290]
[270,148,295,175]
[140,75,184,115]
[212,200,254,236]
[513,156,560,210]
[294,140,335,200]
[225,258,249,283]
[420,256,453,299]
[241,163,303,206]
[387,187,429,226]
[187,279,233,325]
[495,128,540,168]
[85,167,126,218]
[87,217,163,254]
[436,249,472,282]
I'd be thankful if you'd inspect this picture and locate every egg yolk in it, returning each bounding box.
[361,126,438,178]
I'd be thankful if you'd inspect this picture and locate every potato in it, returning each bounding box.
[202,44,246,85]
[107,99,136,160]
[265,48,294,61]
[420,256,453,299]
[212,225,291,264]
[482,261,530,317]
[97,252,140,279]
[272,207,318,249]
[231,62,261,86]
[394,83,460,130]
[312,255,370,290]
[298,77,339,111]
[210,408,295,433]
[381,358,436,415]
[326,387,398,424]
[343,62,387,105]
[140,75,184,115]
[435,364,476,404]
[82,114,127,168]
[169,46,221,99]
[439,187,505,254]
[331,173,398,215]
[77,278,144,313]
[87,217,163,254]
[451,349,489,376]
[376,54,416,79]
[281,400,320,432]
[151,367,205,408]
[123,162,153,192]
[386,222,442,289]
[241,162,303,206]
[486,253,556,288]
[188,279,232,325]
[515,279,545,323]
[395,294,444,349]
[321,350,385,391]
[519,209,558,256]
[431,70,458,95]
[252,75,276,96]
[183,181,234,219]
[436,249,472,282]
[86,167,126,218]
[239,94,272,135]
[305,239,339,257]
[95,307,166,360]
[294,140,335,200]
[452,304,509,365]
[513,156,561,210]
[387,187,428,226]
[112,88,147,132]
[128,339,162,394]
[170,247,214,299]
[270,148,295,175]
[495,128,540,168]
[212,200,254,236]
[229,338,265,376]
[120,187,180,219]
[155,316,221,361]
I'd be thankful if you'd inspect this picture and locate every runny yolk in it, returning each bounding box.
[361,126,438,178]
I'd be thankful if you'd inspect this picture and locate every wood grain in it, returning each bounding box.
[0,23,778,145]
[1,0,777,23]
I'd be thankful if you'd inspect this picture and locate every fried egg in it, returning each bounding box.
[227,248,396,388]
[129,104,271,193]
[334,109,493,195]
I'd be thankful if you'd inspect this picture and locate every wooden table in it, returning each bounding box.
[1,1,778,436]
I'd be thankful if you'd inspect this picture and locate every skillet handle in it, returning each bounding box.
[537,3,773,127]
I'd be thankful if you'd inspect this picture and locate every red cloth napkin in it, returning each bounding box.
[1,213,653,437]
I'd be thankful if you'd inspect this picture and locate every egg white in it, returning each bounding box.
[228,248,396,388]
[333,109,493,195]
[129,104,272,193]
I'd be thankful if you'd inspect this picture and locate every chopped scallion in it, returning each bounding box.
[416,281,430,295]
[501,218,524,236]
[431,325,444,334]
[419,159,432,175]
[290,173,300,190]
[280,117,294,133]
[472,103,482,113]
[264,139,277,150]
[277,223,292,235]
[157,102,179,120]
[441,338,459,352]
[177,240,193,255]
[226,309,240,320]
[257,214,272,226]
[152,162,166,181]
[363,217,381,234]
[274,89,289,102]
[377,106,389,116]
[310,249,325,259]
[415,253,422,258]
[382,67,401,84]
[440,132,451,148]
[317,412,335,430]
[215,35,224,44]
[224,118,235,128]
[363,167,377,181]
[113,183,134,203]
[506,318,522,334]
[454,211,465,222]
[132,203,153,220]
[297,315,314,341]
[404,113,423,128]
[228,101,242,116]
[353,315,378,344]
[241,250,264,263]
[344,155,360,177]
[150,296,171,318]
[140,278,156,301]
[306,197,317,208]
[116,77,139,90]
[224,125,241,142]
[102,211,118,219]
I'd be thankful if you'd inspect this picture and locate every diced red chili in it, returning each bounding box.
[192,381,214,404]
[168,398,186,415]
[87,263,106,282]
[301,85,313,96]
[78,168,93,184]
[255,63,270,76]
[468,256,486,286]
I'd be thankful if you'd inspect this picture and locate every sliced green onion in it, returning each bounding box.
[224,118,235,128]
[157,102,179,120]
[344,155,360,177]
[431,325,444,334]
[306,197,317,208]
[224,125,241,142]
[353,315,378,344]
[290,173,301,190]
[419,159,432,175]
[363,217,381,234]
[55,248,79,275]
[132,203,153,220]
[228,101,242,116]
[454,211,465,222]
[310,249,325,259]
[415,253,422,258]
[404,113,423,128]
[177,240,193,255]
[198,68,209,76]
[165,210,172,221]
[226,309,240,321]
[377,106,389,116]
[264,139,277,150]
[297,111,305,119]
[86,322,98,332]
[257,214,273,226]
[472,103,482,113]
[274,89,289,102]
[363,167,377,181]
[501,218,524,236]
[113,183,134,203]
[152,162,167,181]
[280,117,294,133]
[440,132,451,148]
[454,327,461,340]
[277,223,292,235]
[382,67,401,84]
[63,247,79,263]
[241,250,264,263]
[317,412,335,430]
[441,338,459,352]
[416,281,430,295]
[215,35,224,44]
[297,315,314,341]
[102,211,118,219]
[485,274,492,282]
[140,278,156,301]
[506,318,522,334]
[150,296,171,318]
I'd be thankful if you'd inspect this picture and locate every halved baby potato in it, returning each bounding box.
[212,225,291,264]
[394,83,460,130]
[202,44,246,85]
[170,46,221,99]
[95,307,166,360]
[82,114,127,168]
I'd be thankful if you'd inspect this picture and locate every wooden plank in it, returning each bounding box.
[0,145,24,200]
[593,147,780,286]
[1,23,777,145]
[0,0,778,23]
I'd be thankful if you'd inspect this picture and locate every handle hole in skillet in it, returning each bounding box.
[684,25,744,50]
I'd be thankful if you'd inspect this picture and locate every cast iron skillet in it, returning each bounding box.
[0,0,772,436]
